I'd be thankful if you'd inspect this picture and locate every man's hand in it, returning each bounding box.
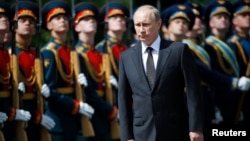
[0,112,8,123]
[78,102,94,118]
[78,73,88,87]
[18,82,25,94]
[15,109,31,121]
[41,84,50,98]
[189,132,203,141]
[110,75,118,89]
[237,76,250,91]
[40,114,55,130]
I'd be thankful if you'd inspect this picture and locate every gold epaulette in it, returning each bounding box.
[44,42,73,83]
[229,35,247,65]
[95,40,105,49]
[76,46,84,53]
[44,42,56,50]
[229,35,239,43]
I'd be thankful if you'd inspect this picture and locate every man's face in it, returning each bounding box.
[168,18,189,36]
[233,13,250,30]
[16,16,36,36]
[209,13,230,31]
[47,14,69,33]
[107,15,126,32]
[133,9,161,45]
[76,16,97,34]
[193,17,203,34]
[0,14,9,32]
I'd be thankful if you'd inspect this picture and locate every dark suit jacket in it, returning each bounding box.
[118,38,204,141]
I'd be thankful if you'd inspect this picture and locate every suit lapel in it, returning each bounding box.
[131,41,152,92]
[131,39,172,93]
[152,38,172,92]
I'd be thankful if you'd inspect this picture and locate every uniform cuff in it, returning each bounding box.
[232,77,238,90]
[108,106,118,121]
[7,107,16,121]
[71,100,80,115]
[34,112,42,124]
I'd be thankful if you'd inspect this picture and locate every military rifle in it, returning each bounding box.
[235,58,250,124]
[70,0,95,137]
[103,54,120,139]
[34,0,52,140]
[102,0,120,139]
[10,0,28,141]
[0,1,8,140]
[0,124,4,141]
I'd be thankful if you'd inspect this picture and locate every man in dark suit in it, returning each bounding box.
[118,5,204,141]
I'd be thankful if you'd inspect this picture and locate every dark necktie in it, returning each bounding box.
[146,47,155,89]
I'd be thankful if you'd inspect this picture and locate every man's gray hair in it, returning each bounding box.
[133,5,160,21]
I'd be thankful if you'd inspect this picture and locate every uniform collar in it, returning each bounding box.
[106,35,121,45]
[16,42,31,51]
[50,37,68,46]
[234,30,249,39]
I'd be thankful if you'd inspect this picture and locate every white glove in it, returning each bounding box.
[78,73,88,87]
[110,75,118,89]
[41,84,50,98]
[237,76,250,91]
[40,114,56,130]
[0,112,8,123]
[78,102,94,118]
[18,82,25,93]
[15,109,31,121]
[211,107,223,124]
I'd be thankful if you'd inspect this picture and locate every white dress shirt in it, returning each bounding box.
[141,35,161,73]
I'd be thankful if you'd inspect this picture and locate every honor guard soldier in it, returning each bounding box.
[184,1,205,45]
[96,2,129,82]
[162,3,250,140]
[74,2,119,141]
[161,4,195,42]
[0,0,11,126]
[227,0,250,128]
[9,1,56,140]
[41,1,94,141]
[0,1,14,141]
[161,4,218,140]
[203,0,250,129]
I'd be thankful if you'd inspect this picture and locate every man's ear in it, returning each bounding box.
[232,17,237,27]
[161,25,168,33]
[209,19,214,28]
[75,23,80,32]
[47,22,52,30]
